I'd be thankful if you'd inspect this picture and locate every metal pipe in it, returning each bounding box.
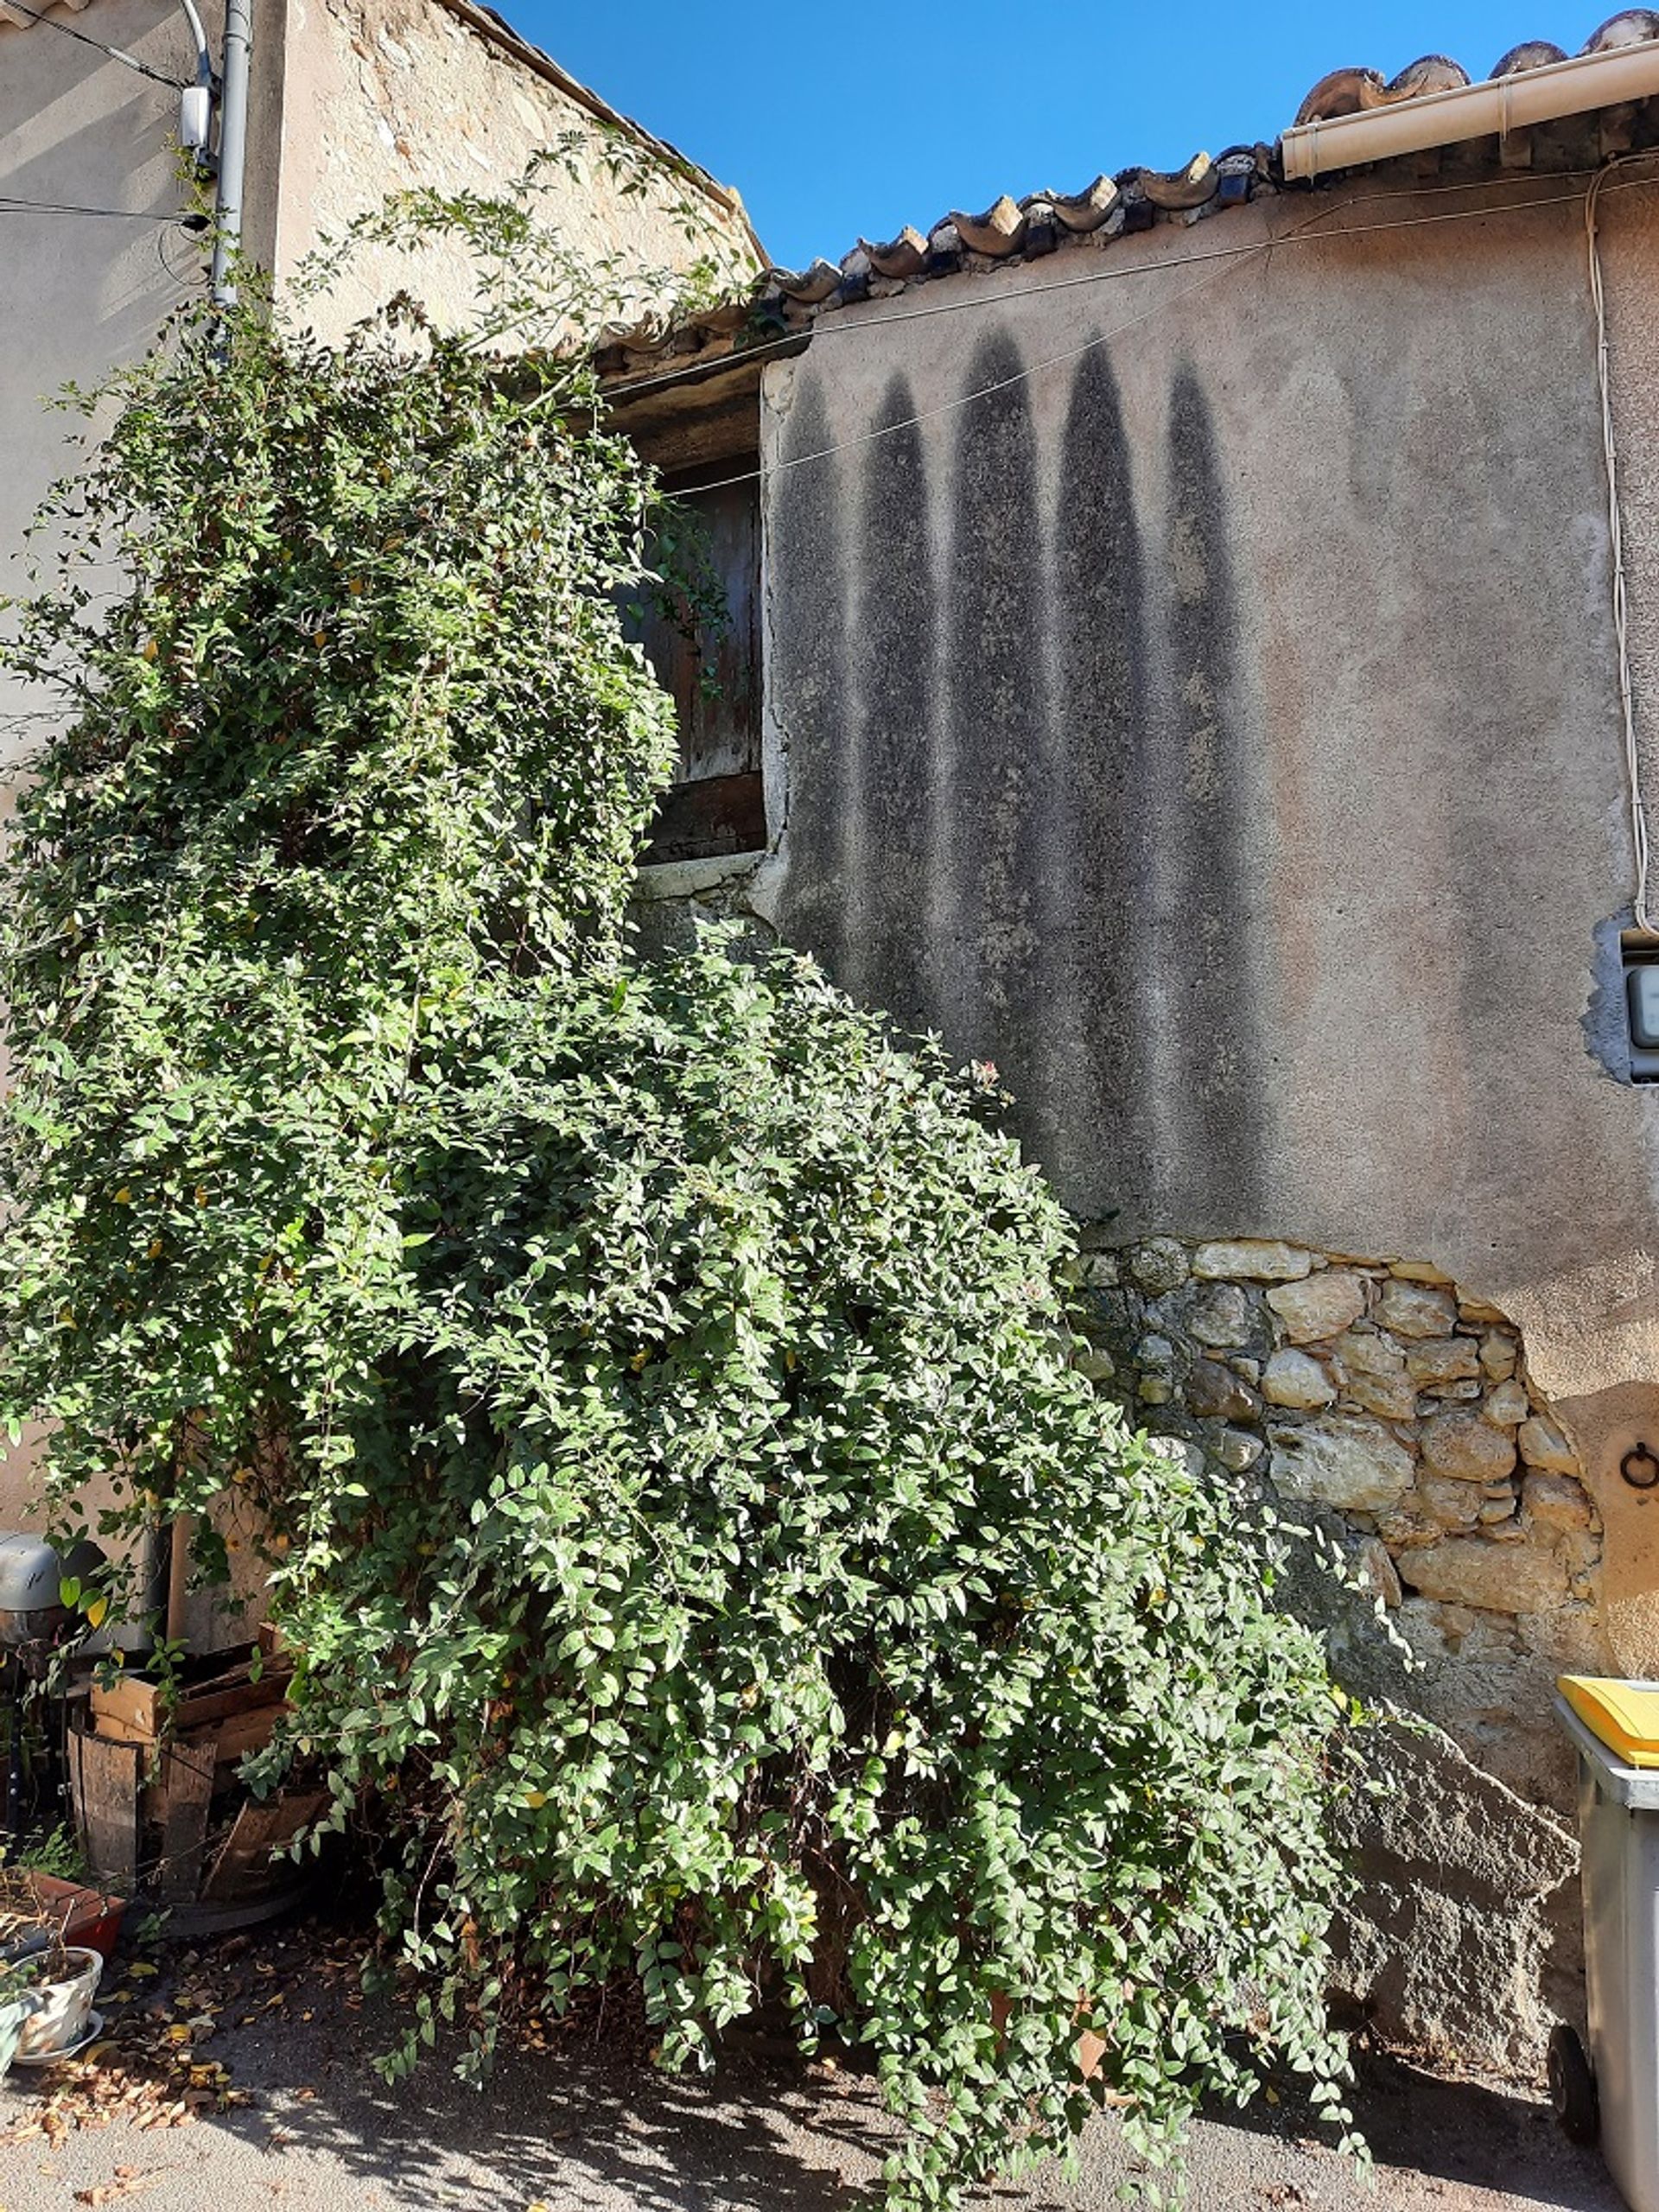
[175,0,212,89]
[209,0,252,308]
[1281,41,1659,182]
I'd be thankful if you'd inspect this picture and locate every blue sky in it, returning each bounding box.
[522,3,1593,268]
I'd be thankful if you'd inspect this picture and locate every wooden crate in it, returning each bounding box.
[89,1649,292,1750]
[72,1647,308,1905]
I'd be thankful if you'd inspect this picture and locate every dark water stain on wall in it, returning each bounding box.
[940,327,1052,1129]
[1153,365,1269,1221]
[848,373,938,1027]
[769,372,854,977]
[1046,344,1154,1210]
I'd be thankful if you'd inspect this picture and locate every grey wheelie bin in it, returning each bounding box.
[1552,1675,1659,2210]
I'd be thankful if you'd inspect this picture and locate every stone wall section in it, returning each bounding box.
[1071,1232,1612,1812]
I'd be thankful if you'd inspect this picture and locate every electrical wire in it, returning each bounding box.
[608,167,1658,408]
[1586,151,1659,938]
[0,193,207,226]
[0,0,188,86]
[649,168,1659,506]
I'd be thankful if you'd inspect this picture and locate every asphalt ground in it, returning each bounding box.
[0,1922,1629,2212]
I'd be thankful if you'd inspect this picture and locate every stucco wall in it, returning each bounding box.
[0,0,249,748]
[272,0,760,341]
[754,173,1659,1647]
[740,168,1659,2070]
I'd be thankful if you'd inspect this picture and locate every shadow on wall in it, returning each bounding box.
[772,345,1274,1224]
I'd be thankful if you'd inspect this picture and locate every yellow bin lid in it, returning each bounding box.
[1560,1676,1659,1768]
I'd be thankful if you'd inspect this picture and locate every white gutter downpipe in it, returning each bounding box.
[1282,40,1659,181]
[209,0,252,308]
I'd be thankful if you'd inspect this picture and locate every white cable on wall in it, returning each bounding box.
[1586,153,1659,940]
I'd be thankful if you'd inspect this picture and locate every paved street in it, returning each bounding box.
[0,1928,1627,2212]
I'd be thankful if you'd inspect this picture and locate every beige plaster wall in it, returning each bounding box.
[272,0,760,342]
[1510,168,1659,1674]
[0,0,244,754]
[755,172,1659,1667]
[741,165,1659,2069]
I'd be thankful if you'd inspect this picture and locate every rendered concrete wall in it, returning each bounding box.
[0,0,254,753]
[755,173,1659,1649]
[744,169,1659,2071]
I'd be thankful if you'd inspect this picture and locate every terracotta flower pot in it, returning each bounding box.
[22,1875,125,1961]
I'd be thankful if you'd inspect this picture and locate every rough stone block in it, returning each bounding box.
[1072,1344,1116,1383]
[1397,1536,1569,1614]
[1421,1411,1518,1484]
[1336,1327,1407,1378]
[1376,1281,1459,1339]
[1355,1535,1402,1606]
[1262,1347,1338,1408]
[1128,1237,1189,1294]
[1187,1281,1257,1349]
[1216,1426,1264,1471]
[1405,1337,1482,1385]
[1518,1414,1579,1475]
[1343,1369,1419,1421]
[1191,1238,1313,1282]
[1186,1357,1261,1422]
[1522,1471,1594,1531]
[1419,1475,1485,1529]
[1481,1377,1529,1427]
[1268,1416,1415,1511]
[1388,1259,1457,1286]
[1266,1269,1368,1343]
[1478,1332,1520,1382]
[1328,1719,1576,2077]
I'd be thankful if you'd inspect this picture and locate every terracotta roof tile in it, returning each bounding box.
[0,0,91,27]
[596,10,1659,393]
[1296,9,1659,123]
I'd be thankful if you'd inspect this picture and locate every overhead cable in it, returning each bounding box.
[0,193,207,225]
[0,0,187,86]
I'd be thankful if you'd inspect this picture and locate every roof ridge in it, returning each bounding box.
[594,10,1659,392]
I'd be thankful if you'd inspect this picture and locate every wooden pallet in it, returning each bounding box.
[72,1645,305,1905]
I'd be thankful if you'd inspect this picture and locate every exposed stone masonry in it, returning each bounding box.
[1071,1232,1612,1812]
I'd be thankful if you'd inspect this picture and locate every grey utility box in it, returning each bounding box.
[1554,1689,1659,2210]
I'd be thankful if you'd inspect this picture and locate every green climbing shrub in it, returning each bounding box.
[0,188,1358,2208]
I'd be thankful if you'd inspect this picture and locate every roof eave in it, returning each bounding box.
[1281,36,1659,179]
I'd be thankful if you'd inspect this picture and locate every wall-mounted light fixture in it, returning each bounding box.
[1623,934,1659,1083]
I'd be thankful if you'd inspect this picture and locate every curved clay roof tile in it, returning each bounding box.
[860,227,928,279]
[1294,67,1389,124]
[1044,175,1122,232]
[1296,52,1468,124]
[1583,7,1659,48]
[768,258,842,304]
[1492,39,1570,72]
[1386,52,1473,97]
[1138,152,1218,209]
[0,0,90,25]
[949,195,1027,257]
